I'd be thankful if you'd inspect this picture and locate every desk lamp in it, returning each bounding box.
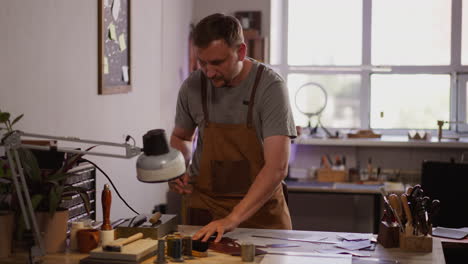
[2,129,185,258]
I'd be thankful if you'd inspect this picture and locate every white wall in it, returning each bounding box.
[0,0,192,220]
[192,0,270,37]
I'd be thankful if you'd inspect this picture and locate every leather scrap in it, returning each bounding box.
[208,237,267,256]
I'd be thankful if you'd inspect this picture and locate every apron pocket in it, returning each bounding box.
[211,160,251,195]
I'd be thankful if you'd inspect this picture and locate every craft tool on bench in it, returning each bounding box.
[103,232,144,252]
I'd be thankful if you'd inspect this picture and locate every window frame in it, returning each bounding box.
[271,0,468,135]
[458,74,468,132]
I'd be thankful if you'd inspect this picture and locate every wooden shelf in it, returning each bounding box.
[294,135,468,149]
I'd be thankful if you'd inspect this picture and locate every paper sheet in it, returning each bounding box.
[335,240,372,251]
[103,57,109,74]
[112,0,120,21]
[317,248,372,257]
[336,233,373,241]
[122,65,129,82]
[108,23,117,40]
[260,253,351,264]
[119,34,127,51]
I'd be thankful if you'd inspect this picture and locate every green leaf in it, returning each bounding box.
[18,149,41,184]
[10,114,24,127]
[64,186,91,215]
[30,194,44,210]
[47,172,69,182]
[48,185,63,215]
[79,192,91,215]
[0,112,10,123]
[59,145,97,174]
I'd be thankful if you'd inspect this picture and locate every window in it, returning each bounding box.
[372,0,451,66]
[288,74,361,128]
[272,0,468,133]
[288,0,362,65]
[463,2,468,65]
[370,74,450,129]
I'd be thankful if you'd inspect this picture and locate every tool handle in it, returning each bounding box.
[406,186,413,196]
[149,212,162,224]
[101,184,112,230]
[114,232,144,247]
[401,194,412,225]
[388,194,402,221]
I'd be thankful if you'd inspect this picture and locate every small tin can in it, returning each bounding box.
[155,239,167,264]
[182,236,193,257]
[169,237,184,262]
[241,242,255,262]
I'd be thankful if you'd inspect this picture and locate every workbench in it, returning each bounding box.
[2,225,447,264]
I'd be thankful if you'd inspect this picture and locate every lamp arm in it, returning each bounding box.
[5,147,46,257]
[1,130,143,259]
[18,131,142,158]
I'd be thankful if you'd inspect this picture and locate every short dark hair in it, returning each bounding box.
[193,13,244,48]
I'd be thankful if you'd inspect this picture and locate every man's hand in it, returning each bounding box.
[192,215,240,242]
[168,173,192,194]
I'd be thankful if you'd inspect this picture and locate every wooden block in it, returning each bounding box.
[377,221,400,248]
[347,129,381,138]
[89,238,157,262]
[400,232,432,252]
[316,169,348,182]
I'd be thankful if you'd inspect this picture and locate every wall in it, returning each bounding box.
[192,0,270,38]
[0,0,192,220]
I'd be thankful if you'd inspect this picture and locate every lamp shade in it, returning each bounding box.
[136,129,185,183]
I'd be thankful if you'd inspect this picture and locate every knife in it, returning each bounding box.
[388,194,405,231]
[429,199,441,226]
[400,194,413,234]
[414,196,430,236]
[379,188,403,232]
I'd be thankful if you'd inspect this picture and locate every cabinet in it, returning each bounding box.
[244,29,268,63]
[287,135,468,233]
[60,162,96,232]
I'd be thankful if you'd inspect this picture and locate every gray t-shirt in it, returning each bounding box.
[175,60,296,177]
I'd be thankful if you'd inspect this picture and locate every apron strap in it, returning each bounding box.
[246,64,265,127]
[200,73,210,126]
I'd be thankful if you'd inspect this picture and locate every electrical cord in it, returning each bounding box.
[125,135,136,146]
[80,158,140,215]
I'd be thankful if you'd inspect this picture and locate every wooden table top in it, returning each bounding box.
[2,225,447,264]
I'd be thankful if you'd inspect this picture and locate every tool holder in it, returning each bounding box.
[316,168,348,182]
[399,227,433,252]
[377,221,400,248]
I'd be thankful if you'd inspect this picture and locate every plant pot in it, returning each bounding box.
[0,212,14,258]
[36,210,69,253]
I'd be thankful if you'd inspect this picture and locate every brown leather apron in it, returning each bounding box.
[186,65,292,229]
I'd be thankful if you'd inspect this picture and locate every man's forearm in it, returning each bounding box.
[229,164,288,224]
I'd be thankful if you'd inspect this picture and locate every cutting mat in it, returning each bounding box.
[88,238,157,262]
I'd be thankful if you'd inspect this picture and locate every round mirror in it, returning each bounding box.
[295,82,328,125]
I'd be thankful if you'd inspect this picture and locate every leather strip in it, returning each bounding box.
[246,64,265,127]
[200,73,209,126]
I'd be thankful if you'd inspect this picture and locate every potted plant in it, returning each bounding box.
[1,109,91,253]
[0,110,22,258]
[0,157,14,258]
